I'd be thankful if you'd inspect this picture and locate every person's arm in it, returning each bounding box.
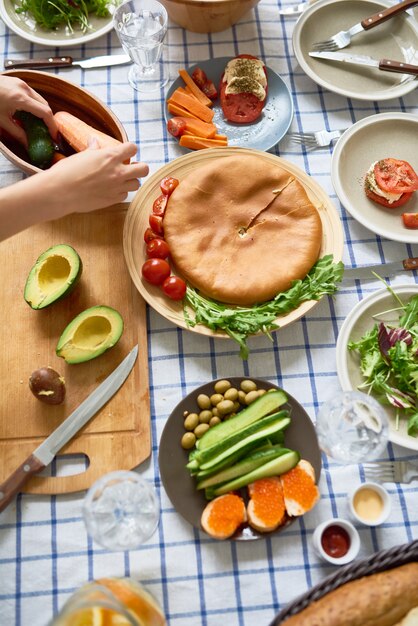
[0,142,149,242]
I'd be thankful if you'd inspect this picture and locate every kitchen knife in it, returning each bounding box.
[4,53,131,71]
[0,345,138,513]
[308,51,418,76]
[343,257,418,280]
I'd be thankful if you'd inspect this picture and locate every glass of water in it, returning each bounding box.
[113,0,168,93]
[316,390,389,464]
[83,470,160,551]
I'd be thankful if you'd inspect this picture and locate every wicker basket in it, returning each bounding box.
[270,540,418,625]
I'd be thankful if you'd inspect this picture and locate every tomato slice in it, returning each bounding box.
[202,80,218,100]
[374,158,418,194]
[220,81,264,123]
[402,213,418,229]
[365,185,412,208]
[191,67,208,89]
[152,194,168,216]
[144,227,161,244]
[160,176,179,196]
[149,213,164,235]
[162,276,187,300]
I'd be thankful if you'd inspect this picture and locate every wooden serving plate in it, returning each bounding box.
[124,147,344,340]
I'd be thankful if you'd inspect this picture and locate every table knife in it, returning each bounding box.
[0,345,138,513]
[343,257,418,280]
[308,51,418,76]
[4,53,131,71]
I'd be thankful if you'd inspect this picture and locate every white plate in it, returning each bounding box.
[331,112,418,243]
[0,0,115,47]
[336,284,418,452]
[292,0,418,101]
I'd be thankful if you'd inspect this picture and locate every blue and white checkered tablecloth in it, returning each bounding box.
[1,1,418,625]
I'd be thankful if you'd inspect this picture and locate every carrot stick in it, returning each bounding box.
[167,89,214,123]
[179,135,228,150]
[167,102,198,120]
[54,111,123,152]
[178,68,213,107]
[213,134,228,141]
[182,117,216,139]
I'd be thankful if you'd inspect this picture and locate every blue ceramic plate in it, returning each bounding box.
[165,57,294,152]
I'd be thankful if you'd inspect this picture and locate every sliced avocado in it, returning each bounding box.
[56,305,124,364]
[24,244,82,310]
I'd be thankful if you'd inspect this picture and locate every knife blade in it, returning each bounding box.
[343,257,418,280]
[308,51,418,76]
[0,345,138,513]
[4,53,131,71]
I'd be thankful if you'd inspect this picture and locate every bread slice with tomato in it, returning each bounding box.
[364,158,418,209]
[219,54,268,124]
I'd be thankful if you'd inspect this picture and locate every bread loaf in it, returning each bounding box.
[281,562,418,626]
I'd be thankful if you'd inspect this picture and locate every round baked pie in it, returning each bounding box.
[163,154,323,306]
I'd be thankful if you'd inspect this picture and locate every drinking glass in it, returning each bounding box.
[83,470,160,551]
[113,0,168,92]
[315,390,389,464]
[50,577,166,626]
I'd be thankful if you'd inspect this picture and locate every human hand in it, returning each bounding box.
[40,141,149,215]
[0,76,58,146]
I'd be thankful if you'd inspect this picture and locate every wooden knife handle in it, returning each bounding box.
[379,59,418,75]
[361,0,418,30]
[403,257,418,270]
[0,454,45,513]
[4,57,73,70]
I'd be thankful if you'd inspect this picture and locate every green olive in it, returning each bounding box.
[209,416,221,427]
[233,401,241,413]
[194,423,210,438]
[211,407,219,417]
[245,390,260,405]
[214,379,231,394]
[197,394,211,410]
[217,399,235,416]
[181,432,196,449]
[240,379,257,393]
[224,387,238,402]
[184,413,199,431]
[258,388,267,396]
[199,409,213,423]
[238,390,247,404]
[210,393,223,406]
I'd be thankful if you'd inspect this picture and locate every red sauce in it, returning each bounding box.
[321,524,350,558]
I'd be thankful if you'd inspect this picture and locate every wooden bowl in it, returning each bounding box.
[160,0,261,33]
[0,70,128,176]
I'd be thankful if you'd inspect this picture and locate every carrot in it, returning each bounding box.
[167,102,199,120]
[179,134,228,150]
[177,116,217,139]
[51,152,67,164]
[54,111,124,153]
[167,89,214,123]
[213,134,228,141]
[178,68,213,107]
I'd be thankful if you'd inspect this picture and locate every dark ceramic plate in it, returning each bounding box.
[158,378,322,541]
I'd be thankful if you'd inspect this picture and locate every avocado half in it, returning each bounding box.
[24,244,82,309]
[56,305,124,364]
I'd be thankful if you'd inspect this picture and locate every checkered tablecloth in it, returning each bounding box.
[1,1,418,625]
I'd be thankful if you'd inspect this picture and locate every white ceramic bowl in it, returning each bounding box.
[348,482,391,527]
[312,518,360,565]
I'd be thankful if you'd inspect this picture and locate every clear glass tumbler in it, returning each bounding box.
[316,390,389,464]
[50,577,166,626]
[113,0,168,92]
[83,470,160,551]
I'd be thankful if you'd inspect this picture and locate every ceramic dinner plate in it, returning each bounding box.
[331,112,418,243]
[123,147,344,341]
[336,285,418,452]
[0,0,114,46]
[158,378,322,541]
[164,57,294,152]
[292,0,418,101]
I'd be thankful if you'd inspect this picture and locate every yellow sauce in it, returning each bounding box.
[353,487,384,522]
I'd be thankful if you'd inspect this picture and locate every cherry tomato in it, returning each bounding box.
[402,213,418,229]
[191,67,208,89]
[149,214,164,235]
[167,117,187,138]
[144,227,161,244]
[160,176,179,196]
[365,185,412,209]
[374,159,418,194]
[146,238,170,259]
[162,276,187,300]
[202,80,218,100]
[152,194,168,216]
[141,258,171,286]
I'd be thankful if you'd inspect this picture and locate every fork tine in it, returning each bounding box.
[311,41,339,52]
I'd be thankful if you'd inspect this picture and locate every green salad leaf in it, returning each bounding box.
[15,0,112,33]
[184,255,344,360]
[348,289,418,437]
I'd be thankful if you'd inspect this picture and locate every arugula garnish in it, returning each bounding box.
[184,255,343,360]
[348,289,418,437]
[15,0,112,33]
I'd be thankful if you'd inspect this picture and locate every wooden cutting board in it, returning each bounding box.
[0,203,150,495]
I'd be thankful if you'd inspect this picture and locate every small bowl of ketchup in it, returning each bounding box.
[312,518,360,565]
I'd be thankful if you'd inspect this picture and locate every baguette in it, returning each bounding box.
[281,562,418,626]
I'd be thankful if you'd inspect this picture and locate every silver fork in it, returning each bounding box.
[363,460,418,484]
[287,128,347,149]
[312,0,418,51]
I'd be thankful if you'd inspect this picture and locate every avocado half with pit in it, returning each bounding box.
[56,305,124,364]
[24,244,82,309]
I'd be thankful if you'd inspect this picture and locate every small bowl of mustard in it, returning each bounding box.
[348,482,391,527]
